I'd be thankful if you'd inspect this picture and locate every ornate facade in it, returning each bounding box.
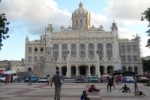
[24,3,143,77]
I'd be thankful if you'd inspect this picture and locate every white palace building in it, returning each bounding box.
[24,3,143,78]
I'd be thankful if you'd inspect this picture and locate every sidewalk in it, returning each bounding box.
[0,82,149,100]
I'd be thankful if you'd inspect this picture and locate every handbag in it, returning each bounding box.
[61,78,64,84]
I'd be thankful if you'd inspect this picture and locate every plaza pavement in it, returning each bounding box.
[0,82,150,100]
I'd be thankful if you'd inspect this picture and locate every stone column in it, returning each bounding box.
[66,44,71,78]
[96,64,100,77]
[59,66,62,75]
[76,66,79,76]
[88,66,91,77]
[68,44,71,58]
[86,43,88,59]
[77,43,79,59]
[104,66,107,74]
[103,42,107,61]
[95,43,97,60]
[66,64,71,77]
[59,44,62,61]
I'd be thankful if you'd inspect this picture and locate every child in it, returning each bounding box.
[81,90,90,100]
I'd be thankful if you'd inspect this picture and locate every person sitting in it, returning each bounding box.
[88,85,100,92]
[134,91,146,96]
[80,90,90,100]
[119,84,131,93]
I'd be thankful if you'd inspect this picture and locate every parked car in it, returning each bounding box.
[100,75,109,83]
[122,76,135,83]
[0,74,6,82]
[24,75,39,83]
[75,75,87,83]
[38,76,50,83]
[87,76,99,83]
[136,76,149,83]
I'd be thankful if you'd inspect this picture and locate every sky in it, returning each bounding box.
[0,0,150,60]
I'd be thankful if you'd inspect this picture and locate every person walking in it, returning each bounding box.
[107,77,113,92]
[28,70,32,86]
[28,75,32,86]
[134,81,139,93]
[51,71,63,100]
[46,74,50,85]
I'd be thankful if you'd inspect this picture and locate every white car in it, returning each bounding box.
[122,76,135,83]
[38,77,50,83]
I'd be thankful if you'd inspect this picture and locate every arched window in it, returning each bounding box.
[97,43,103,60]
[80,44,85,58]
[122,66,126,71]
[128,66,132,71]
[34,47,38,52]
[107,43,112,60]
[40,47,43,52]
[88,43,94,58]
[62,44,68,58]
[53,44,59,58]
[71,44,76,58]
[134,66,138,74]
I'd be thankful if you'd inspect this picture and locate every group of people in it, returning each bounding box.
[51,73,146,100]
[28,71,146,100]
[81,84,100,100]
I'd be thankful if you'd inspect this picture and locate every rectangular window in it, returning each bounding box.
[34,56,38,62]
[62,44,68,58]
[28,57,32,63]
[71,44,76,58]
[53,44,59,58]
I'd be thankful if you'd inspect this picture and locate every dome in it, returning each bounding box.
[72,2,89,16]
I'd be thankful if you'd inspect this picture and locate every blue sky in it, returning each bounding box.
[0,0,150,60]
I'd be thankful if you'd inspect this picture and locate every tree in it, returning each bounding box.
[142,59,150,73]
[0,0,10,50]
[141,8,150,47]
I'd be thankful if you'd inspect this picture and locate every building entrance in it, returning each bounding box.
[79,66,87,76]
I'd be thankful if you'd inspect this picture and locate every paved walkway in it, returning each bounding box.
[0,82,150,100]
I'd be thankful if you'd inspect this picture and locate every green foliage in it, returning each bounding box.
[142,8,150,47]
[0,13,10,50]
[142,59,150,72]
[142,8,150,23]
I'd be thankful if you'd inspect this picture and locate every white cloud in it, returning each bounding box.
[106,0,150,21]
[91,13,111,31]
[0,0,71,34]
